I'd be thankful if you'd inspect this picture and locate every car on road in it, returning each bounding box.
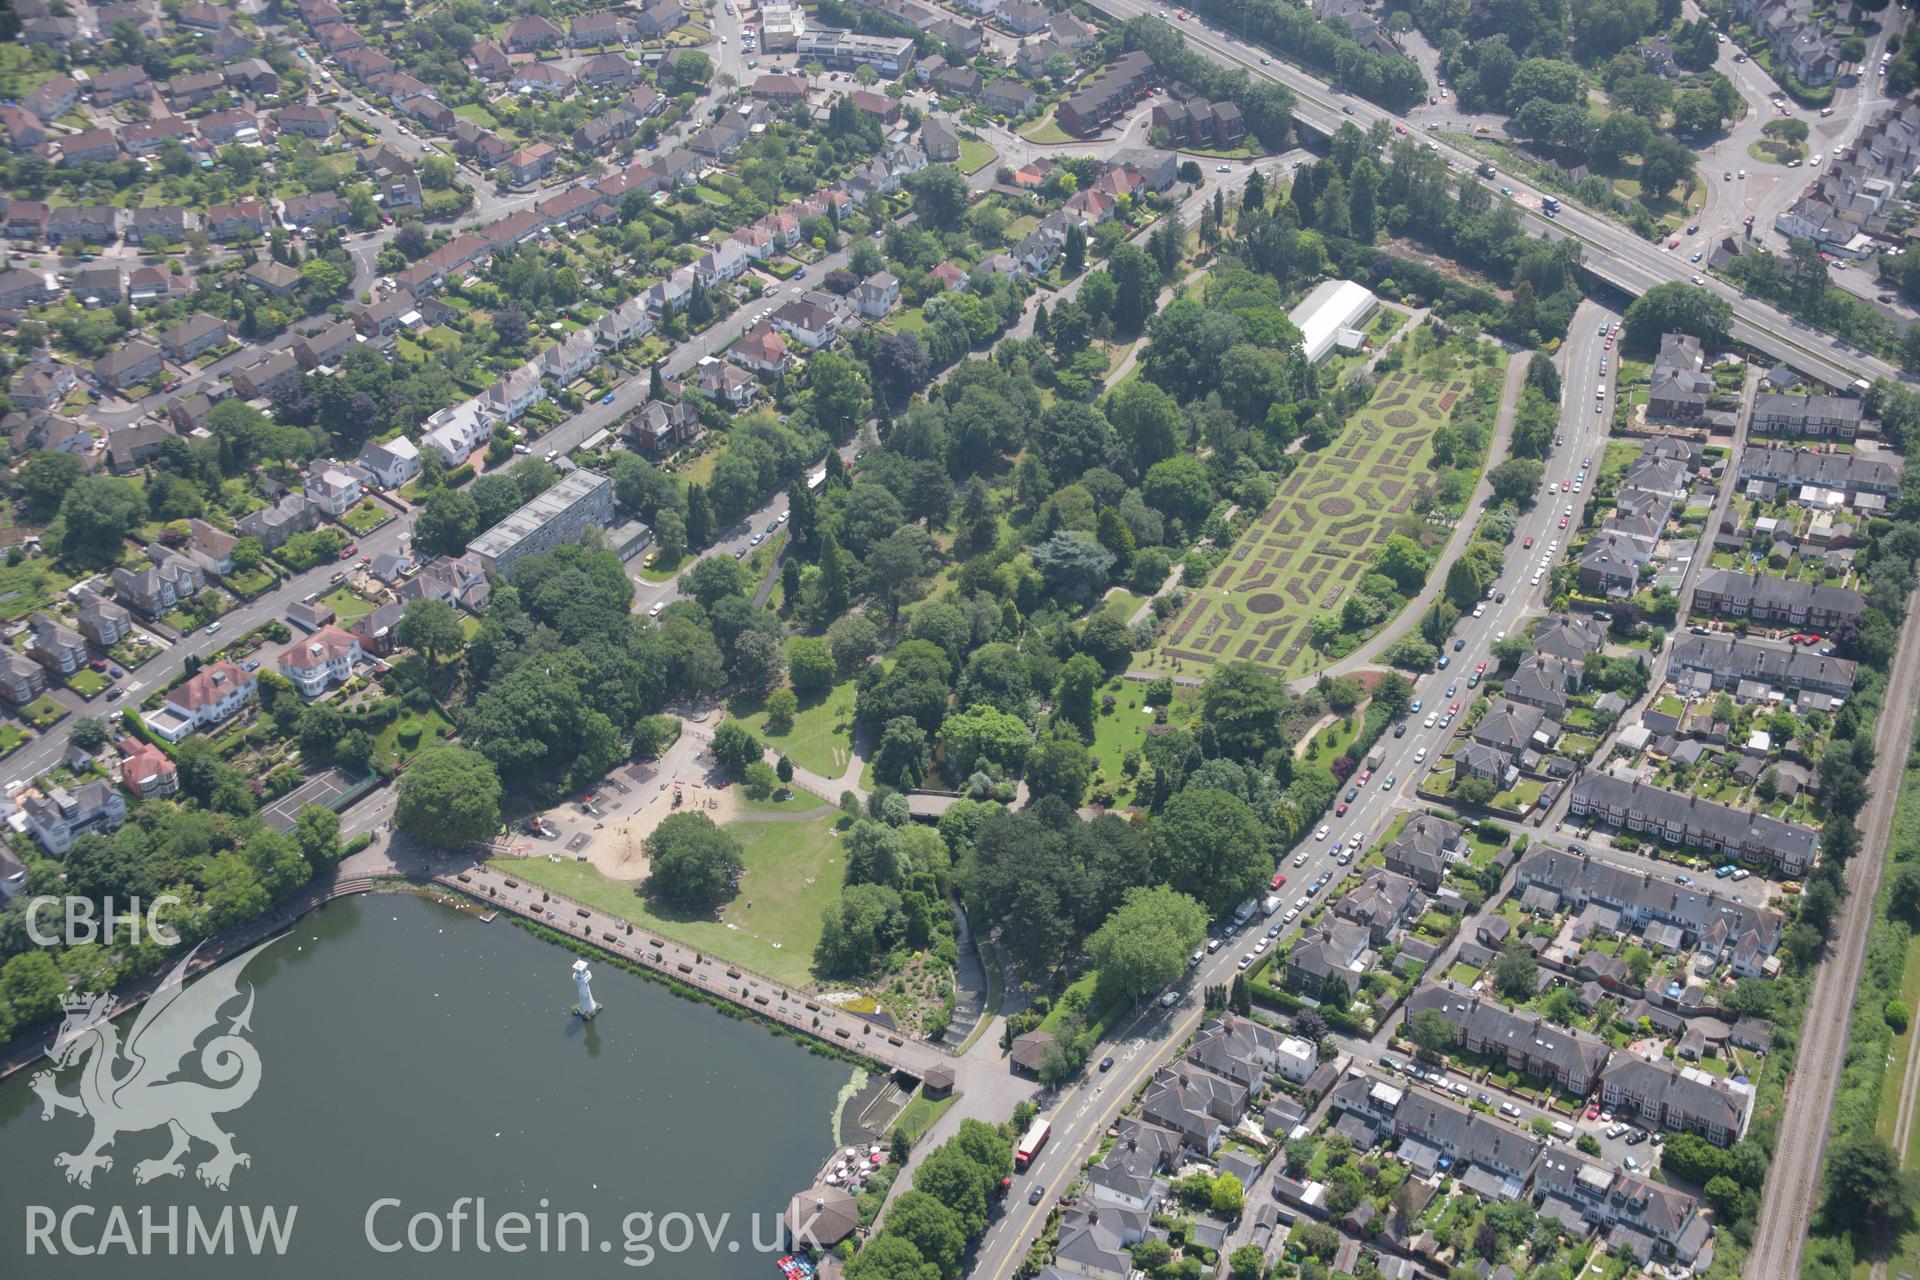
[1029,1185,1045,1205]
[1499,1102,1521,1117]
[1559,515,1569,528]
[1523,535,1533,549]
[205,621,222,635]
[1472,603,1485,617]
[340,544,358,559]
[1099,1055,1115,1072]
[1453,637,1466,650]
[1270,872,1288,889]
[105,687,122,701]
[1414,747,1427,762]
[1381,774,1397,791]
[1436,654,1450,668]
[1237,953,1253,970]
[1160,990,1179,1007]
[1444,682,1457,697]
[1215,164,1230,172]
[1293,851,1309,867]
[1690,251,1704,263]
[1423,713,1437,728]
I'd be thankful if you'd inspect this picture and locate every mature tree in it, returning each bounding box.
[883,1192,967,1277]
[828,614,881,672]
[58,476,144,565]
[787,636,838,693]
[814,882,906,976]
[1488,458,1545,504]
[1824,1131,1912,1230]
[644,812,745,910]
[397,597,464,666]
[18,451,85,521]
[868,525,936,620]
[293,805,342,871]
[1055,653,1103,737]
[810,353,870,440]
[709,720,763,775]
[1493,940,1539,1000]
[1030,531,1113,607]
[1202,662,1285,761]
[875,716,932,789]
[1025,734,1092,807]
[684,554,749,610]
[908,165,970,230]
[1088,885,1208,1004]
[1407,1008,1457,1059]
[1106,377,1182,475]
[938,705,1031,772]
[1153,788,1266,913]
[765,687,800,733]
[842,1235,938,1280]
[1623,280,1732,349]
[69,716,109,754]
[414,487,479,557]
[395,747,501,847]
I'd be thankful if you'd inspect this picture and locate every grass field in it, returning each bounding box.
[1146,360,1466,679]
[21,695,65,729]
[1018,115,1074,144]
[320,587,376,625]
[957,138,998,175]
[730,680,856,780]
[371,707,453,770]
[892,1088,957,1143]
[489,809,845,987]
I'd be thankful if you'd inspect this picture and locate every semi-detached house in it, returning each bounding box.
[1403,981,1613,1095]
[1599,1056,1752,1146]
[1567,773,1818,877]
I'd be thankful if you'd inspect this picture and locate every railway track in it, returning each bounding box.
[1746,577,1920,1280]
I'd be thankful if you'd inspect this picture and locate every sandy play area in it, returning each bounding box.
[565,781,746,882]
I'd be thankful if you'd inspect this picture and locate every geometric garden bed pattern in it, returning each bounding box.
[1155,369,1464,679]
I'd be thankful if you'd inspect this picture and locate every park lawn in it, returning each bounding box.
[488,808,845,987]
[371,706,453,770]
[957,138,998,174]
[737,782,830,815]
[892,1088,957,1143]
[732,681,856,780]
[321,587,376,625]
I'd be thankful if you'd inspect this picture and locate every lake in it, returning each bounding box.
[0,892,856,1278]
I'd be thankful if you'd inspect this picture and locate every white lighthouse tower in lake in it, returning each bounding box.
[571,958,599,1019]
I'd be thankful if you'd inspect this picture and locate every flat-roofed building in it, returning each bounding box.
[467,470,616,578]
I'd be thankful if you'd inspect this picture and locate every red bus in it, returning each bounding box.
[1015,1118,1051,1171]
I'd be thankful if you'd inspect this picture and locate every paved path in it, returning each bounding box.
[1299,345,1532,690]
[439,863,949,1075]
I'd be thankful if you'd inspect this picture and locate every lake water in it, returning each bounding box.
[0,893,855,1278]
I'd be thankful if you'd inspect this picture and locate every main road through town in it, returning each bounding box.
[968,298,1625,1279]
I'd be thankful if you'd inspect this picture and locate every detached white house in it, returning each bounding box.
[357,436,422,489]
[277,625,364,697]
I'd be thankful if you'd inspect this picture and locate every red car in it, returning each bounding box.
[1523,535,1534,548]
[1358,769,1373,784]
[338,543,358,559]
[1586,1104,1601,1120]
[1449,702,1460,715]
[1394,123,1407,134]
[1559,515,1569,528]
[1336,802,1349,816]
[1561,479,1570,491]
[1475,661,1487,673]
[1270,871,1288,889]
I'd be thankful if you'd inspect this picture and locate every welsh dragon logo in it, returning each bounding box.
[29,938,276,1191]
